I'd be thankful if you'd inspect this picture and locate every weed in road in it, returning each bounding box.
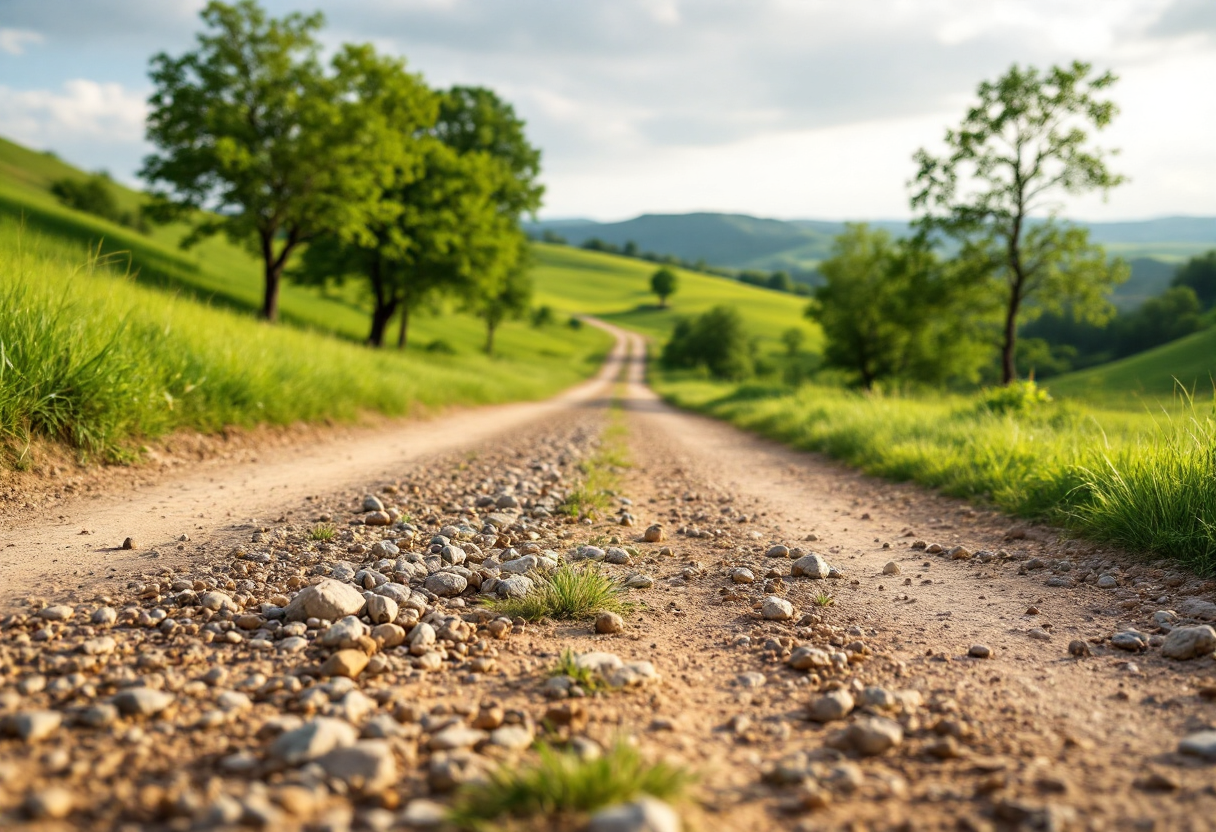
[547,648,606,694]
[448,741,692,830]
[812,592,835,607]
[309,523,336,542]
[490,565,631,622]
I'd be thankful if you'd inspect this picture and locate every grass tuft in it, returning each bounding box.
[309,523,336,542]
[811,592,835,607]
[489,565,631,621]
[548,648,607,693]
[448,741,692,831]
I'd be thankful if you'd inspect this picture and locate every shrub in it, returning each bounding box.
[661,305,754,380]
[976,379,1052,415]
[489,565,630,621]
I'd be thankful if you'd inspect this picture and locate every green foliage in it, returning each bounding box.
[49,173,142,229]
[530,305,555,327]
[662,305,754,381]
[309,524,336,541]
[1172,249,1216,309]
[489,565,630,622]
[976,380,1053,415]
[548,648,607,693]
[449,741,692,830]
[780,327,805,357]
[807,224,993,388]
[657,375,1216,573]
[912,61,1129,384]
[650,266,678,307]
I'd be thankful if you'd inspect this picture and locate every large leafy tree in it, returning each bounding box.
[807,224,992,389]
[468,230,532,356]
[141,1,426,321]
[911,61,1129,384]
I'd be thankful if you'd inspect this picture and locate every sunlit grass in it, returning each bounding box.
[489,565,631,622]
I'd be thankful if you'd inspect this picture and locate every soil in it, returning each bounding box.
[1,324,1214,831]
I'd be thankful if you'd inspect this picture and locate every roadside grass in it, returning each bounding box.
[548,648,606,694]
[655,375,1216,574]
[309,524,336,542]
[0,221,610,466]
[489,565,630,622]
[811,592,836,608]
[559,398,631,520]
[448,741,693,831]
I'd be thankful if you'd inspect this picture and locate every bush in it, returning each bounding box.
[424,338,457,355]
[661,305,754,380]
[976,380,1052,415]
[530,305,555,327]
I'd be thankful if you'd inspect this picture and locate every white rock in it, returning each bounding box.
[365,595,398,625]
[285,579,366,622]
[321,616,369,649]
[588,797,680,832]
[200,591,238,612]
[791,554,830,578]
[808,689,854,722]
[269,717,358,765]
[112,688,174,718]
[317,740,397,793]
[1162,625,1216,660]
[761,596,794,620]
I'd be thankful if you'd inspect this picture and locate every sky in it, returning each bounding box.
[1,0,1213,222]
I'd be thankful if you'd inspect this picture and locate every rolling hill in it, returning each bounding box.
[1048,327,1216,406]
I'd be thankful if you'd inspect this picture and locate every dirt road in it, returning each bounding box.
[2,325,1215,830]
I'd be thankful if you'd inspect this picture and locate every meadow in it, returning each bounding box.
[655,375,1216,573]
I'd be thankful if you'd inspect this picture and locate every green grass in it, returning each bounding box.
[1049,327,1216,406]
[489,565,631,622]
[548,648,608,694]
[309,524,336,542]
[0,220,609,463]
[449,741,692,831]
[656,375,1216,573]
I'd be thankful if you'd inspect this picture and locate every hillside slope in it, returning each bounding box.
[1048,327,1216,405]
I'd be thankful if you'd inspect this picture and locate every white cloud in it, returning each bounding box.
[0,79,147,147]
[0,27,44,55]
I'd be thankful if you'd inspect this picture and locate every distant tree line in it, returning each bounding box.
[50,171,148,232]
[139,0,542,353]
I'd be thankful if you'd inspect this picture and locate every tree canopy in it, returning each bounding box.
[650,267,678,308]
[911,61,1129,384]
[1173,249,1216,310]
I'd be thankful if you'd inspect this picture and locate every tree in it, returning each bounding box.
[807,224,993,389]
[911,61,1129,384]
[1173,249,1216,310]
[650,267,678,307]
[142,2,423,321]
[470,233,533,356]
[767,271,793,293]
[661,306,753,380]
[780,327,805,357]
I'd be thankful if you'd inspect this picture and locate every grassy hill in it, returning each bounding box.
[1048,327,1216,406]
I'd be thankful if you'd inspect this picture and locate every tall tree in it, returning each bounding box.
[469,231,533,356]
[141,1,422,321]
[911,61,1129,384]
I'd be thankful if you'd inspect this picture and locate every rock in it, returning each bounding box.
[38,604,74,621]
[365,595,398,625]
[643,525,665,543]
[270,718,358,765]
[363,494,385,511]
[489,724,534,750]
[200,591,238,612]
[112,688,174,718]
[767,544,790,559]
[1162,625,1216,660]
[847,716,903,755]
[1180,598,1216,620]
[496,575,533,599]
[424,573,467,597]
[24,787,73,820]
[596,611,625,634]
[285,579,366,622]
[761,596,794,621]
[736,672,766,689]
[949,546,972,560]
[787,646,830,670]
[91,607,117,626]
[731,568,755,584]
[322,650,369,679]
[1028,627,1051,641]
[317,740,396,794]
[1179,730,1216,762]
[401,799,448,828]
[428,726,488,751]
[1112,631,1149,652]
[365,511,392,526]
[321,616,369,649]
[882,561,901,575]
[605,547,632,565]
[791,554,829,578]
[968,644,992,659]
[1097,574,1119,589]
[371,623,406,649]
[1068,639,1091,657]
[808,689,854,722]
[624,574,654,589]
[496,493,519,509]
[607,661,660,689]
[587,797,681,832]
[122,537,136,550]
[3,710,61,742]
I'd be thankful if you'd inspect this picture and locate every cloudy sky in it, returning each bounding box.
[1,0,1213,221]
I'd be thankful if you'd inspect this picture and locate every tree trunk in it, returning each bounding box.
[484,318,497,356]
[1001,290,1021,386]
[259,227,299,323]
[367,301,397,348]
[396,305,410,350]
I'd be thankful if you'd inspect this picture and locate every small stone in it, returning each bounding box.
[365,595,398,625]
[847,716,903,755]
[365,510,392,526]
[736,672,766,689]
[424,573,468,597]
[643,525,665,543]
[624,573,654,589]
[122,537,136,550]
[1068,639,1091,657]
[38,605,74,622]
[1162,625,1216,661]
[808,689,854,722]
[1112,631,1149,652]
[596,612,625,634]
[1179,731,1216,761]
[1097,574,1119,589]
[321,616,368,649]
[767,544,790,559]
[200,591,238,612]
[112,688,174,718]
[1028,627,1051,641]
[489,724,533,750]
[363,495,385,512]
[400,799,448,828]
[731,568,755,584]
[317,740,397,794]
[761,596,794,621]
[321,650,369,679]
[91,607,117,626]
[270,718,358,765]
[587,797,680,832]
[24,787,73,820]
[968,644,992,659]
[882,561,901,575]
[4,711,61,742]
[428,726,488,751]
[949,546,972,560]
[787,646,830,670]
[285,579,366,622]
[791,554,830,578]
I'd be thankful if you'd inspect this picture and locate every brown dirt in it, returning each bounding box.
[1,325,1213,831]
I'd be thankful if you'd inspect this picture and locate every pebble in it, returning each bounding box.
[595,611,625,634]
[731,567,755,584]
[808,689,854,722]
[428,726,488,751]
[1162,625,1216,660]
[788,646,830,670]
[1178,731,1216,761]
[736,672,766,689]
[400,799,448,828]
[3,710,62,742]
[24,787,73,820]
[791,554,829,579]
[1111,631,1149,652]
[766,544,790,558]
[761,596,794,621]
[846,716,904,755]
[112,688,174,718]
[968,644,992,659]
[38,604,74,621]
[1028,628,1052,641]
[322,650,370,679]
[284,579,366,622]
[949,546,972,560]
[423,573,467,597]
[317,740,397,794]
[882,561,901,575]
[270,718,358,765]
[643,525,665,543]
[587,797,680,832]
[1068,640,1091,657]
[122,537,136,550]
[1097,574,1118,589]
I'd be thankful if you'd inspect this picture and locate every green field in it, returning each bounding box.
[1050,327,1216,405]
